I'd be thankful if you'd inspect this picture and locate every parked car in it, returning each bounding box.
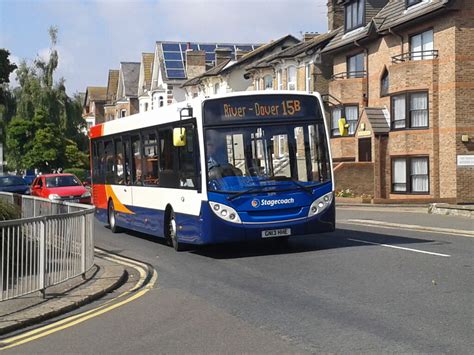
[22,170,37,185]
[0,175,30,195]
[31,174,91,204]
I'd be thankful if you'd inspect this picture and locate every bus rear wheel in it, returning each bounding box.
[166,209,184,251]
[108,200,121,233]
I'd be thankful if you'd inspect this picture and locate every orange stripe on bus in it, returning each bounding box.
[105,185,135,214]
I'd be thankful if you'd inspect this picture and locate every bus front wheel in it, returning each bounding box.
[166,209,184,251]
[108,200,121,233]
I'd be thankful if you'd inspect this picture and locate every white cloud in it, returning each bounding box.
[10,0,328,94]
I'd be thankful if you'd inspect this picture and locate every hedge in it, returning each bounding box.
[63,168,87,182]
[0,199,21,221]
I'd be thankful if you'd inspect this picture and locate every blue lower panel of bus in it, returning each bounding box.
[95,199,335,245]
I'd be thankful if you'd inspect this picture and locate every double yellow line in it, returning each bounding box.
[0,250,158,351]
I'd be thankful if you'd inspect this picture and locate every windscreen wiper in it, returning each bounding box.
[226,184,280,201]
[263,176,314,194]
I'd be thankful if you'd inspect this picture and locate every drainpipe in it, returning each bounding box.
[354,39,369,107]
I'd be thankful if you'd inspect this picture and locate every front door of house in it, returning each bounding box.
[358,138,372,162]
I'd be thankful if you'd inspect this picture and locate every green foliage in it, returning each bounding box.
[0,49,17,85]
[63,168,87,181]
[3,27,89,172]
[0,199,21,221]
[335,189,355,198]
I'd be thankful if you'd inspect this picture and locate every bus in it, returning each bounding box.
[90,91,335,251]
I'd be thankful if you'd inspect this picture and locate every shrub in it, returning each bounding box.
[63,168,87,182]
[335,189,355,198]
[0,199,21,221]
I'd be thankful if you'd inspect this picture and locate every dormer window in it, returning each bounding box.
[345,0,365,32]
[406,0,423,8]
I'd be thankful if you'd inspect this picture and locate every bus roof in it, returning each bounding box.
[89,91,322,139]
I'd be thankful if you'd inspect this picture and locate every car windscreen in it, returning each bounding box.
[46,176,81,188]
[0,176,26,187]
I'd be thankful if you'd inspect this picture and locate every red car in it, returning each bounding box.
[31,173,91,204]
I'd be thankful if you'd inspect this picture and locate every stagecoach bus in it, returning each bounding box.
[90,91,335,251]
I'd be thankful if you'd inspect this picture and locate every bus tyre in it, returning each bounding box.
[167,210,184,251]
[108,200,120,233]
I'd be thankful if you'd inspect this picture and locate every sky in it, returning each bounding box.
[0,0,328,95]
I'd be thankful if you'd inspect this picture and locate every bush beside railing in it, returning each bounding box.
[0,192,95,301]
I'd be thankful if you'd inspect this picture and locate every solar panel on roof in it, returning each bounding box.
[205,53,215,62]
[166,69,186,79]
[163,52,182,60]
[160,41,261,80]
[165,60,184,69]
[199,44,217,52]
[162,43,181,51]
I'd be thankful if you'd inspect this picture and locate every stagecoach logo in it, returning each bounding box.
[251,198,295,208]
[251,199,260,208]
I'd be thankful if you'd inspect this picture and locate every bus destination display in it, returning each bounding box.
[203,94,321,125]
[223,100,301,118]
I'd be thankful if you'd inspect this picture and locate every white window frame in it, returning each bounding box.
[305,64,311,93]
[264,75,273,90]
[287,66,297,91]
[410,29,434,60]
[277,70,283,90]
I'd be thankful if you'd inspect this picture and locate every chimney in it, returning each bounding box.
[235,49,250,61]
[215,47,233,66]
[185,50,206,79]
[304,32,320,41]
[327,0,345,31]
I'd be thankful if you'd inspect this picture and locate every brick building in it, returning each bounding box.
[104,69,119,122]
[138,53,154,113]
[82,86,107,129]
[322,0,473,204]
[115,62,140,119]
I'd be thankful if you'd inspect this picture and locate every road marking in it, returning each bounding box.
[347,238,451,257]
[0,249,158,351]
[339,219,474,238]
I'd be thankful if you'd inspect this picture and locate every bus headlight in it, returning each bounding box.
[308,192,333,217]
[209,202,242,224]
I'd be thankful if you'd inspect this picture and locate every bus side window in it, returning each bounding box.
[131,135,142,185]
[178,124,198,188]
[142,131,159,186]
[114,138,125,185]
[98,141,105,184]
[104,140,115,184]
[158,128,179,188]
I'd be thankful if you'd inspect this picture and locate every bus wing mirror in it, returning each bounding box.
[338,118,349,136]
[173,127,186,147]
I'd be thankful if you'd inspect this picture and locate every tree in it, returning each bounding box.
[0,49,17,143]
[5,26,88,172]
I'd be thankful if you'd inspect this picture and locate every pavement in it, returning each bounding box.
[0,201,471,338]
[0,252,127,336]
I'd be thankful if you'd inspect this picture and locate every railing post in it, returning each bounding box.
[81,215,86,280]
[39,220,46,298]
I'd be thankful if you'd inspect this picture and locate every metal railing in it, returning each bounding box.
[391,50,439,64]
[0,193,95,301]
[331,71,367,80]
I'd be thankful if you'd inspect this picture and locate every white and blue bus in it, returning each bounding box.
[90,91,335,250]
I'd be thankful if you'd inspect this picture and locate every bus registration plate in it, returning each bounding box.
[262,228,291,238]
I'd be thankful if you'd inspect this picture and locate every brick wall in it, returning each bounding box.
[454,0,474,203]
[334,162,374,196]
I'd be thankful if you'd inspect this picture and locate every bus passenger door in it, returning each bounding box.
[113,136,134,226]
